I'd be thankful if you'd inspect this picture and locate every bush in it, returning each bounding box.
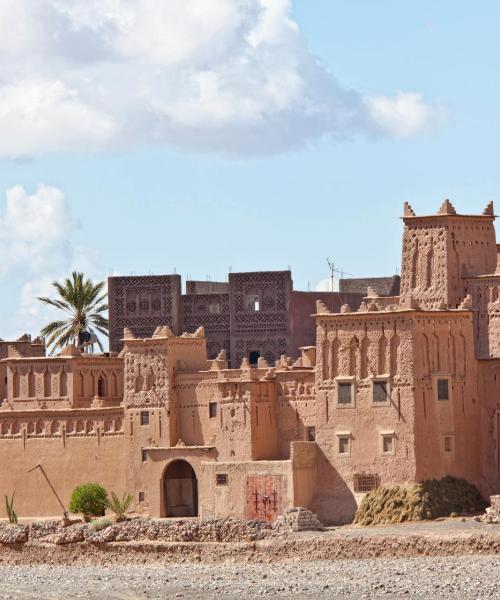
[69,483,108,521]
[88,517,113,531]
[354,476,487,526]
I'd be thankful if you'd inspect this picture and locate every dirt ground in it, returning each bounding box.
[1,520,499,598]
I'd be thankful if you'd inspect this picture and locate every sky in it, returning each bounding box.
[0,0,498,340]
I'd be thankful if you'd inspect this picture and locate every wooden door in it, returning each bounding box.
[246,476,284,523]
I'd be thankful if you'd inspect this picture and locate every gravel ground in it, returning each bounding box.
[1,556,500,599]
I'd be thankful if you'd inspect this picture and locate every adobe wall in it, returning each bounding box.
[463,276,500,358]
[229,271,292,367]
[314,309,416,524]
[198,459,294,521]
[477,358,500,496]
[0,410,125,517]
[185,281,229,294]
[275,369,316,459]
[181,293,230,360]
[108,275,182,352]
[289,291,363,355]
[5,355,123,410]
[340,276,401,297]
[400,204,497,310]
[412,311,481,486]
[0,337,45,401]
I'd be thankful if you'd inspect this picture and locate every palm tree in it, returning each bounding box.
[38,271,108,354]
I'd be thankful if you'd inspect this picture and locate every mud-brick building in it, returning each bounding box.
[108,270,374,366]
[1,200,500,525]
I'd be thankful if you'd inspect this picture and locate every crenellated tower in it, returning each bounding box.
[400,200,497,310]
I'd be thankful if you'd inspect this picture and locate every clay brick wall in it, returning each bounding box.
[400,207,497,310]
[0,336,45,401]
[290,291,363,354]
[229,271,292,368]
[339,276,400,297]
[314,310,416,524]
[412,312,481,486]
[185,281,229,294]
[181,293,230,360]
[108,275,182,352]
[275,369,316,459]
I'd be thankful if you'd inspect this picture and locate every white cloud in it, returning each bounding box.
[0,0,443,158]
[0,184,99,338]
[366,92,446,139]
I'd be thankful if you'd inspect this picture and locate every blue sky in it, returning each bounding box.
[0,0,498,338]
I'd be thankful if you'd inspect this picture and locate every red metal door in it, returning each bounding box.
[246,476,283,523]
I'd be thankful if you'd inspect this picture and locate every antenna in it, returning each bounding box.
[327,258,336,311]
[327,259,355,310]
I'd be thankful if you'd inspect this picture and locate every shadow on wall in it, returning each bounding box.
[311,447,357,526]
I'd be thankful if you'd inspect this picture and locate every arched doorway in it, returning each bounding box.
[163,460,198,517]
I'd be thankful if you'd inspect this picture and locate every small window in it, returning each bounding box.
[382,435,395,455]
[140,411,150,425]
[306,426,316,442]
[437,379,450,401]
[209,302,221,314]
[247,295,260,312]
[141,449,147,462]
[97,377,106,397]
[337,383,353,406]
[139,492,145,502]
[444,436,454,453]
[373,381,389,403]
[216,474,228,486]
[209,401,217,418]
[354,474,380,493]
[338,436,350,455]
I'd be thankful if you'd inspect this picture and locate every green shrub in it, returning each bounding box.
[354,476,487,526]
[107,491,133,522]
[88,517,113,531]
[69,483,108,521]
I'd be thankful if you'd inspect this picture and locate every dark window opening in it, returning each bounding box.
[249,351,260,366]
[141,449,147,462]
[139,492,145,502]
[216,474,228,486]
[338,436,350,455]
[306,426,316,442]
[373,381,389,403]
[338,383,353,405]
[140,411,150,425]
[209,401,217,419]
[97,377,106,397]
[437,379,450,401]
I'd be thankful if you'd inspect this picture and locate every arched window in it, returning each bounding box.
[13,371,20,398]
[135,373,144,393]
[97,375,106,397]
[28,370,36,398]
[60,372,67,397]
[43,371,51,398]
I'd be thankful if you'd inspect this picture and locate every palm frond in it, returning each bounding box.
[37,272,109,353]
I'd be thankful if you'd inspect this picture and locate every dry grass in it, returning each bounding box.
[354,476,487,526]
